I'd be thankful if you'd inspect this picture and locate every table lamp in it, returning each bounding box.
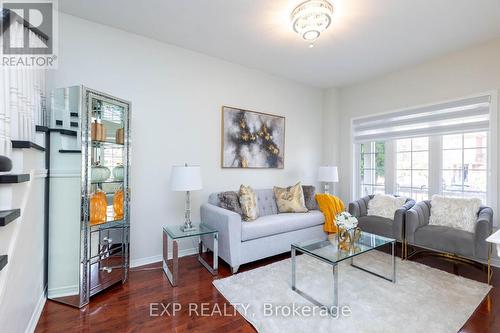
[318,166,338,194]
[170,164,203,232]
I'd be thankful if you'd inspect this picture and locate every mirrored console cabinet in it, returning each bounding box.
[47,86,130,308]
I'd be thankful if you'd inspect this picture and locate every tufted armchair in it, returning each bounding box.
[405,200,493,261]
[348,195,415,242]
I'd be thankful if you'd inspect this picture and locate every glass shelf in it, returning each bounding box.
[89,219,128,232]
[92,140,124,147]
[91,179,124,184]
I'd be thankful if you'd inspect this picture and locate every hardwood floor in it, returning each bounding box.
[36,244,499,332]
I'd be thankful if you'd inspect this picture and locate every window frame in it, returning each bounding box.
[358,142,386,196]
[351,91,498,224]
[440,132,488,202]
[395,137,430,202]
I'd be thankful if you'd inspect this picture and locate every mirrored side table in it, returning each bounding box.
[162,223,218,287]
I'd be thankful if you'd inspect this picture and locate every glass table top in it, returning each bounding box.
[163,223,217,239]
[292,231,395,265]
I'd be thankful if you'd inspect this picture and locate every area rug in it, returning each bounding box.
[213,251,491,333]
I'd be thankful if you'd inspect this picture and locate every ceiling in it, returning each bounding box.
[60,0,500,88]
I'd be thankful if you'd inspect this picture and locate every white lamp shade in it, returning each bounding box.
[318,166,339,182]
[170,165,203,191]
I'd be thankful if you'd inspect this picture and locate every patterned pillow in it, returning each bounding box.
[302,185,318,210]
[217,191,242,215]
[367,194,406,219]
[429,195,481,233]
[239,185,259,221]
[273,182,308,213]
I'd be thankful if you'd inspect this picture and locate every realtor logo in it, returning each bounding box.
[1,0,58,67]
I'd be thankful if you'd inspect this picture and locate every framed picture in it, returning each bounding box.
[221,106,285,169]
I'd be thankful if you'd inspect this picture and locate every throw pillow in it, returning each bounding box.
[239,185,259,221]
[217,191,242,215]
[273,182,308,213]
[367,194,407,220]
[429,195,481,233]
[302,185,318,210]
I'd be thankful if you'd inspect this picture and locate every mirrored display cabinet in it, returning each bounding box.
[47,86,130,308]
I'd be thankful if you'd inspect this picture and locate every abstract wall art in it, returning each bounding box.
[221,106,285,169]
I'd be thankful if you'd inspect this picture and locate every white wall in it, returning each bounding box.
[334,38,500,212]
[48,14,324,266]
[321,90,341,165]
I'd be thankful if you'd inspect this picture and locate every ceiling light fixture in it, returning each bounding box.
[291,0,334,43]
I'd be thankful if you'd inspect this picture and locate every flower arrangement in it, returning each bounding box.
[335,211,358,230]
[335,212,360,251]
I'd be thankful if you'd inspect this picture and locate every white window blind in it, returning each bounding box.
[352,95,491,143]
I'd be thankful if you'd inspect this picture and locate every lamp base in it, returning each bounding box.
[180,224,197,232]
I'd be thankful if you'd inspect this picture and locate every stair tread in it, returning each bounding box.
[36,126,78,137]
[59,149,81,153]
[50,128,78,137]
[12,140,45,152]
[35,125,49,132]
[0,174,30,183]
[0,209,21,226]
[0,255,7,271]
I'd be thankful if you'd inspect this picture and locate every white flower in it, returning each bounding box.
[335,212,358,229]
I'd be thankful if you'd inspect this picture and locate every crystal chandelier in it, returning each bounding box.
[291,0,334,42]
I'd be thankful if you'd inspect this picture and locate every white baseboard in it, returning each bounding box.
[130,247,198,268]
[47,285,79,298]
[25,288,46,333]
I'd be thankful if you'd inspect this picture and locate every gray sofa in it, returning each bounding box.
[406,200,493,261]
[348,195,416,241]
[200,189,326,273]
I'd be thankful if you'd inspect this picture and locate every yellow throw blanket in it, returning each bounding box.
[315,194,345,234]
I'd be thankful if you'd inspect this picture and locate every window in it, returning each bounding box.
[442,132,487,203]
[353,94,495,209]
[395,137,429,202]
[359,141,385,196]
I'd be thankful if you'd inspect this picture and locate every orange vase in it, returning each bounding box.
[113,189,124,220]
[90,189,107,225]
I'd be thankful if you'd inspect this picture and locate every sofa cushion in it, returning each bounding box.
[239,185,259,221]
[357,215,394,239]
[273,182,308,213]
[255,189,279,217]
[217,191,242,215]
[367,194,406,219]
[302,185,318,210]
[429,195,481,233]
[241,211,324,241]
[414,225,474,258]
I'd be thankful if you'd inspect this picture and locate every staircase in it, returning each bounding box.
[0,120,83,331]
[0,129,49,332]
[0,7,52,331]
[0,134,45,274]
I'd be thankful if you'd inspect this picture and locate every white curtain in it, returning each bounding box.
[0,19,47,157]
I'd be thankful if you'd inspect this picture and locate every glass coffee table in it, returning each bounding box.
[163,223,218,287]
[291,231,396,313]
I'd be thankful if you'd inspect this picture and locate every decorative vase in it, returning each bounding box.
[112,165,124,181]
[91,120,106,141]
[113,188,124,220]
[91,163,111,183]
[115,128,124,144]
[0,155,12,172]
[337,226,362,251]
[90,189,107,225]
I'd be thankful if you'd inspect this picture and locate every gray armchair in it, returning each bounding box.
[348,195,416,241]
[405,200,493,261]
